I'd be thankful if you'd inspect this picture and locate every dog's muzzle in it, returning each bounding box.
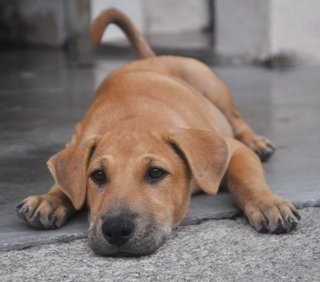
[88,212,170,256]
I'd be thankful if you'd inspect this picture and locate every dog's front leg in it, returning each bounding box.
[226,139,300,234]
[16,184,75,229]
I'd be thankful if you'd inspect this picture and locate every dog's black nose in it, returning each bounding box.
[102,215,135,247]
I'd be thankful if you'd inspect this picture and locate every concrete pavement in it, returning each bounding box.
[0,208,319,281]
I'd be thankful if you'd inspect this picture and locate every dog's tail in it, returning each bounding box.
[90,8,155,59]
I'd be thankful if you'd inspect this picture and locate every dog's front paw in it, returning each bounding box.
[16,194,74,229]
[244,194,300,234]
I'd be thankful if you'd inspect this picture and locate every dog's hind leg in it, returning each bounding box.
[176,58,275,162]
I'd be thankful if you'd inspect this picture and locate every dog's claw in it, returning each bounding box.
[258,219,268,234]
[33,215,45,229]
[272,218,286,234]
[292,210,301,221]
[287,216,299,229]
[16,203,29,221]
[21,205,29,215]
[257,143,276,162]
[16,202,23,210]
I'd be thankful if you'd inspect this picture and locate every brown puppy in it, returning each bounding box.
[16,8,300,256]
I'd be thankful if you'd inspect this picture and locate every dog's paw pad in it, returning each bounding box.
[16,195,71,229]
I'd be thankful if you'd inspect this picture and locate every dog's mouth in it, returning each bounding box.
[104,248,156,257]
[87,216,170,257]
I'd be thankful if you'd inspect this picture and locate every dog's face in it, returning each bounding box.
[48,127,229,256]
[86,130,191,256]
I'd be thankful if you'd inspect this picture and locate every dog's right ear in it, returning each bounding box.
[47,136,100,211]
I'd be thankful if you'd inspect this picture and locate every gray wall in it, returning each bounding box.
[215,0,320,63]
[1,0,320,63]
[0,0,90,48]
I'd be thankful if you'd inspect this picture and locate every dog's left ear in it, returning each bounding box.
[166,128,230,194]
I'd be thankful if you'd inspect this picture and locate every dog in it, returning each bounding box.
[16,8,300,256]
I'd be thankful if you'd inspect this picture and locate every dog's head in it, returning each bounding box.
[47,127,229,256]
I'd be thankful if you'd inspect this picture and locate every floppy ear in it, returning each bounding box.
[47,136,99,210]
[167,128,230,194]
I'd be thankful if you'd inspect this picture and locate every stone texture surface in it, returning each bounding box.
[0,49,320,251]
[0,208,319,281]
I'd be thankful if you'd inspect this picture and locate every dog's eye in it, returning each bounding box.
[90,170,107,186]
[145,167,168,184]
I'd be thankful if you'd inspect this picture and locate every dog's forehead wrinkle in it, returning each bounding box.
[141,154,168,165]
[95,130,171,161]
[107,131,152,149]
[100,154,115,167]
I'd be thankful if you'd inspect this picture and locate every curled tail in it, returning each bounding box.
[90,8,155,59]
